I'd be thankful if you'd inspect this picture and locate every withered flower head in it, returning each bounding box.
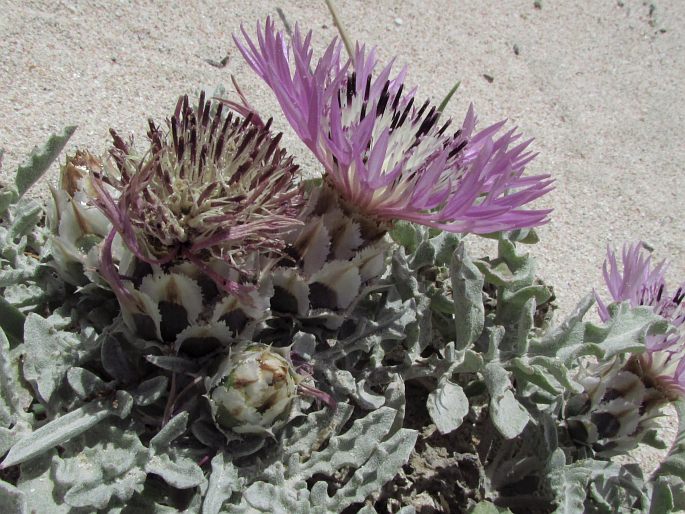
[93,92,303,295]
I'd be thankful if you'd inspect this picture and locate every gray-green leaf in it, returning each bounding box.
[427,379,469,434]
[483,362,529,439]
[1,390,132,468]
[0,479,27,514]
[54,424,147,510]
[150,411,188,453]
[145,452,205,489]
[202,452,242,514]
[22,313,85,403]
[67,367,111,399]
[451,242,485,350]
[15,126,76,198]
[0,327,28,427]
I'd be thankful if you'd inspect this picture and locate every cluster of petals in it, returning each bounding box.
[235,18,554,234]
[597,242,685,395]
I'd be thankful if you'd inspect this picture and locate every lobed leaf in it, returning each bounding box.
[451,242,485,351]
[389,221,421,254]
[8,199,43,240]
[1,390,132,468]
[16,451,69,513]
[145,452,205,489]
[54,424,147,510]
[15,126,76,198]
[321,428,418,511]
[0,327,29,427]
[292,407,397,479]
[202,452,243,514]
[0,479,27,514]
[650,400,685,511]
[22,313,85,403]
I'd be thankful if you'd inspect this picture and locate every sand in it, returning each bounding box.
[1,0,683,474]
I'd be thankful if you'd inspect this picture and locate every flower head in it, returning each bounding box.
[596,242,685,397]
[208,343,300,435]
[235,19,553,234]
[49,151,112,285]
[92,93,303,294]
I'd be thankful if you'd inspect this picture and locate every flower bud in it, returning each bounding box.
[208,344,300,435]
[564,357,664,457]
[49,151,111,285]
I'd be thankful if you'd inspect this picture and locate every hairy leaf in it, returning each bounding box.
[476,240,535,290]
[529,297,666,365]
[319,428,417,510]
[650,400,685,511]
[130,376,168,406]
[0,479,27,514]
[16,451,69,513]
[389,221,421,254]
[145,452,205,489]
[67,367,111,399]
[451,242,484,351]
[549,457,637,514]
[8,199,43,240]
[54,424,147,510]
[202,452,242,514]
[1,390,133,468]
[0,327,28,427]
[483,362,529,439]
[151,412,189,453]
[469,501,513,513]
[292,407,397,479]
[15,126,76,198]
[22,313,85,403]
[427,378,469,434]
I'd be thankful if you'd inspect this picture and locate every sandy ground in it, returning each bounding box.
[1,0,683,475]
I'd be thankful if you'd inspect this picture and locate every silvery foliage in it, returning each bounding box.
[0,132,683,513]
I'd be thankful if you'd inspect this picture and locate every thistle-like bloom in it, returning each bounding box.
[235,19,554,234]
[596,242,685,397]
[92,93,303,294]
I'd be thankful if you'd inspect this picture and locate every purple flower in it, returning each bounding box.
[92,93,303,296]
[596,242,685,396]
[235,19,554,234]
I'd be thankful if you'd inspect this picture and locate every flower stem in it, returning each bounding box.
[275,7,293,38]
[324,0,354,62]
[437,80,461,115]
[162,372,177,426]
[168,376,204,418]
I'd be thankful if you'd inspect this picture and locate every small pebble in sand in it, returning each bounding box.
[483,73,494,83]
[394,17,403,26]
[534,0,542,9]
[513,44,520,55]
